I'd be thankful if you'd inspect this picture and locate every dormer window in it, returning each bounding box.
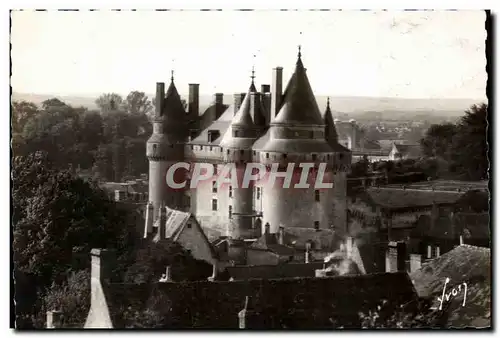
[266,153,269,159]
[208,130,220,143]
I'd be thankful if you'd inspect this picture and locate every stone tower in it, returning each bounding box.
[145,73,189,238]
[219,70,266,239]
[255,47,351,234]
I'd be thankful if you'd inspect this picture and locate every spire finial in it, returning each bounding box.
[251,54,256,84]
[298,31,303,59]
[327,97,330,107]
[171,58,175,82]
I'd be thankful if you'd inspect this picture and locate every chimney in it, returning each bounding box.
[278,226,285,245]
[188,83,200,116]
[233,93,246,113]
[155,82,165,116]
[250,92,265,127]
[46,310,63,329]
[165,266,172,282]
[410,254,422,273]
[345,237,353,259]
[214,93,224,106]
[85,249,115,328]
[143,202,154,238]
[305,242,311,263]
[239,296,261,329]
[385,241,406,273]
[207,261,219,282]
[271,67,283,120]
[261,84,270,94]
[264,222,270,235]
[460,235,464,245]
[260,84,271,125]
[156,204,165,239]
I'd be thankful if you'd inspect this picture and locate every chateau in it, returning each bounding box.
[143,48,352,248]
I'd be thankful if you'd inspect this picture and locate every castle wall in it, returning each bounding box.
[333,171,348,236]
[192,168,231,240]
[261,169,335,234]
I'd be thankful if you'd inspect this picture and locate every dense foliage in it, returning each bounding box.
[12,92,153,182]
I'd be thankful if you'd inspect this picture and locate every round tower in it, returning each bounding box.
[254,47,349,234]
[219,72,264,239]
[147,73,189,220]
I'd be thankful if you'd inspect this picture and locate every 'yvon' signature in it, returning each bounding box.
[437,277,467,310]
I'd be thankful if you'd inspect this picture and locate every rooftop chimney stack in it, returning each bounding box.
[264,222,270,235]
[260,84,271,125]
[155,82,165,116]
[345,237,353,259]
[188,83,200,116]
[271,67,283,120]
[85,248,116,328]
[278,226,285,245]
[208,261,219,282]
[385,241,406,273]
[234,93,246,114]
[214,93,224,106]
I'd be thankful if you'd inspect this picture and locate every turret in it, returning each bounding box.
[255,47,337,234]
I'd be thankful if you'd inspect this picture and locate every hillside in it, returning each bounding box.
[12,92,484,118]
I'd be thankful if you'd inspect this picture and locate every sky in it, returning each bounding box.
[11,10,487,99]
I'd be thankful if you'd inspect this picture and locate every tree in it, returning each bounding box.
[420,123,458,159]
[12,151,136,307]
[12,100,39,134]
[95,93,124,114]
[123,91,153,115]
[43,270,91,327]
[450,104,488,181]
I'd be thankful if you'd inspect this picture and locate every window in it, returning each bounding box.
[283,153,287,159]
[266,153,269,159]
[253,151,256,156]
[229,185,233,198]
[212,198,218,211]
[229,205,232,218]
[339,153,344,160]
[153,144,157,151]
[209,146,213,151]
[240,149,244,155]
[312,154,317,161]
[315,190,320,202]
[256,187,261,200]
[212,181,217,193]
[309,131,314,138]
[187,222,192,229]
[314,221,320,230]
[227,149,230,155]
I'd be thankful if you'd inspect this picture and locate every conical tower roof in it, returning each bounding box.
[324,97,339,145]
[163,72,186,119]
[273,48,324,126]
[232,90,255,127]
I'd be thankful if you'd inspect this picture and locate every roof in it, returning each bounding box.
[163,79,187,121]
[189,106,234,145]
[411,212,490,242]
[272,52,324,126]
[365,187,465,209]
[410,245,491,328]
[225,262,326,281]
[392,144,422,158]
[100,272,419,328]
[251,228,338,253]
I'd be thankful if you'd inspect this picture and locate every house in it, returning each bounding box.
[389,143,422,161]
[348,186,468,242]
[410,244,491,328]
[82,248,419,329]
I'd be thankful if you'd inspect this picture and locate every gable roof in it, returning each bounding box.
[100,272,419,328]
[410,245,491,328]
[393,144,422,158]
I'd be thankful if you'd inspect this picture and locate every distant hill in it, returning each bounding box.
[12,92,484,118]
